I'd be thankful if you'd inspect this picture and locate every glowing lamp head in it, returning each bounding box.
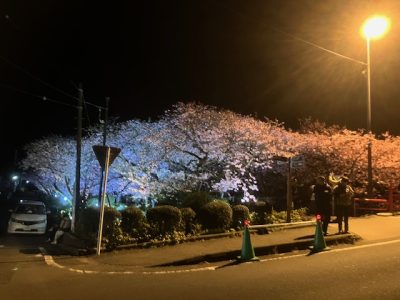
[362,15,390,40]
[316,214,322,222]
[243,219,250,227]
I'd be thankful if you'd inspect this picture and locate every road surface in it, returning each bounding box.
[1,233,400,299]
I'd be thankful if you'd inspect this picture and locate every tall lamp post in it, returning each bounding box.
[361,15,390,198]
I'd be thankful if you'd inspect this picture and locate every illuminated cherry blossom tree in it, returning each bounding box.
[21,104,400,207]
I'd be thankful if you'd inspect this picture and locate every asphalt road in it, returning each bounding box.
[1,233,400,300]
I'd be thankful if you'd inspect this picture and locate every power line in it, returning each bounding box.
[2,16,106,112]
[0,82,77,109]
[214,2,367,66]
[0,54,81,101]
[85,100,105,110]
[268,26,367,66]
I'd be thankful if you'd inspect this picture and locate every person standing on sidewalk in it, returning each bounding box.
[313,176,332,236]
[333,176,354,234]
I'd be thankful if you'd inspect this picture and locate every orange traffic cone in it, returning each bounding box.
[309,214,330,253]
[237,220,259,262]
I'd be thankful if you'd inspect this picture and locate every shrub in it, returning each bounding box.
[75,206,123,249]
[147,205,182,235]
[121,206,147,234]
[290,207,310,222]
[75,207,99,242]
[250,201,272,225]
[102,207,123,249]
[198,200,232,231]
[180,207,197,235]
[181,191,212,213]
[232,205,250,229]
[265,208,311,224]
[265,210,287,224]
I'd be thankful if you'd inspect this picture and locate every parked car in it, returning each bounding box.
[7,200,48,234]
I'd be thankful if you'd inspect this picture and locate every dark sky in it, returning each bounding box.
[1,0,400,172]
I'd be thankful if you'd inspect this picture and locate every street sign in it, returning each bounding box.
[92,145,121,168]
[290,155,305,169]
[92,145,121,256]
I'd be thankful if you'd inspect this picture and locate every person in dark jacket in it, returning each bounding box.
[313,176,332,235]
[333,176,354,234]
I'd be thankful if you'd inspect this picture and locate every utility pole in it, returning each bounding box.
[286,157,293,223]
[72,84,83,232]
[98,97,109,206]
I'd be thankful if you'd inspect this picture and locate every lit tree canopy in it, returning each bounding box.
[20,103,400,206]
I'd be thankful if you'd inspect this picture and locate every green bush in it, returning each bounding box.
[250,201,272,225]
[75,206,123,249]
[180,207,197,235]
[75,207,99,241]
[147,205,182,235]
[102,207,123,249]
[121,206,147,234]
[265,210,287,224]
[290,207,310,222]
[265,208,311,224]
[181,191,212,213]
[198,200,233,231]
[232,205,250,229]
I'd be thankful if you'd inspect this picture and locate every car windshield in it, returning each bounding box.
[15,204,46,215]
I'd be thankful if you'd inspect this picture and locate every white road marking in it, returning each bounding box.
[38,247,217,275]
[0,245,4,248]
[319,238,400,255]
[260,238,400,263]
[39,239,400,275]
[260,254,305,262]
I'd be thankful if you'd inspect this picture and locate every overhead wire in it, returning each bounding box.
[213,1,367,66]
[0,82,77,109]
[268,26,367,66]
[3,14,108,120]
[0,54,80,101]
[0,55,106,113]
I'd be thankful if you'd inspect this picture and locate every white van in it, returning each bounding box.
[7,200,48,234]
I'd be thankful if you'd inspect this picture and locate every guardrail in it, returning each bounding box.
[353,198,387,216]
[353,188,400,216]
[387,188,400,212]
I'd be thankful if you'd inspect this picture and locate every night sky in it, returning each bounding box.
[1,1,400,172]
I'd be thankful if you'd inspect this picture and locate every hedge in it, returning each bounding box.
[198,200,232,231]
[147,205,182,235]
[232,204,250,228]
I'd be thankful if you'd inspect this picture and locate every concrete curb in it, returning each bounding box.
[153,233,362,267]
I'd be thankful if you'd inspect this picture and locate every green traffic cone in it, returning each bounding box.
[237,225,259,261]
[309,216,330,253]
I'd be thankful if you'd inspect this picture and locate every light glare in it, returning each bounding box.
[362,15,390,40]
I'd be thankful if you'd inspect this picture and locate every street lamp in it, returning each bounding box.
[11,175,19,192]
[361,15,390,198]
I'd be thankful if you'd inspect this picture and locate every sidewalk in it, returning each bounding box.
[40,215,400,273]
